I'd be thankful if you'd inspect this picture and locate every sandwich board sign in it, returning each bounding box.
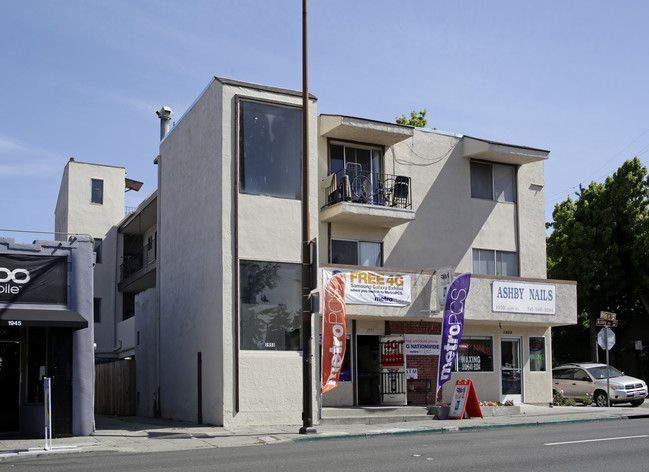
[448,379,483,419]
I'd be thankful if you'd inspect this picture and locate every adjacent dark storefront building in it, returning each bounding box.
[0,237,94,437]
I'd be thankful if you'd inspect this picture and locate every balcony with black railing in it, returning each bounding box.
[118,238,156,293]
[320,168,415,228]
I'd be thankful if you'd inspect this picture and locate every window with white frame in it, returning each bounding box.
[330,239,382,267]
[529,336,546,372]
[472,248,519,277]
[455,336,494,372]
[239,99,302,199]
[471,161,516,203]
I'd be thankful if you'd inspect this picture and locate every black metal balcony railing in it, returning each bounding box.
[323,168,412,209]
[120,238,157,281]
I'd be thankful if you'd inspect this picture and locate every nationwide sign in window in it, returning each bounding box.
[0,255,68,304]
[323,268,411,306]
[492,280,555,315]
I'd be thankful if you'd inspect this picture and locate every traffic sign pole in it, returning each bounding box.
[605,327,611,407]
[597,312,617,407]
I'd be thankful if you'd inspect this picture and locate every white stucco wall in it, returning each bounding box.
[440,325,554,405]
[465,275,577,326]
[135,288,158,417]
[516,160,547,278]
[93,225,118,358]
[317,127,549,280]
[116,316,135,357]
[55,160,125,239]
[158,79,225,424]
[158,78,319,426]
[225,82,319,426]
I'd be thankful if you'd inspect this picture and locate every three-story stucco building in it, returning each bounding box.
[65,76,576,428]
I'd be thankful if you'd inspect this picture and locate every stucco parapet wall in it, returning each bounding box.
[320,265,577,327]
[319,201,416,228]
[464,274,577,327]
[463,136,549,166]
[0,236,91,251]
[319,114,413,147]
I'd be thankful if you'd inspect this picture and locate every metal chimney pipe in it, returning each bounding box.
[156,106,174,141]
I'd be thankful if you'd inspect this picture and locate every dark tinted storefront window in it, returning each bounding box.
[456,336,494,372]
[239,100,301,199]
[529,336,546,372]
[240,261,301,351]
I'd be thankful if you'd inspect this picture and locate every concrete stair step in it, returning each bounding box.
[320,406,434,425]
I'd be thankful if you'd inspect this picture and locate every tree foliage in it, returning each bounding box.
[396,109,427,128]
[547,158,649,361]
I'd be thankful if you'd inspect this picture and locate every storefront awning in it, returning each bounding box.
[0,308,88,329]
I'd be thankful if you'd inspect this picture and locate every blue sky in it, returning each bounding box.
[2,1,648,242]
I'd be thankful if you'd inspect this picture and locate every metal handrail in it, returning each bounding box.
[323,169,412,209]
[119,238,157,281]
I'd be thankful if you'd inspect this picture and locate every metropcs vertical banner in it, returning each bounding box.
[321,274,347,393]
[437,273,471,394]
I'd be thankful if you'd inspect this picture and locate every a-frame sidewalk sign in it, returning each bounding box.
[448,379,483,419]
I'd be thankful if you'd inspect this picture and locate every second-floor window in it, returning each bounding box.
[330,239,382,267]
[471,161,516,203]
[239,100,301,200]
[91,178,104,204]
[472,248,518,277]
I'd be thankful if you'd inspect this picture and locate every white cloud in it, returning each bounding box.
[0,135,68,177]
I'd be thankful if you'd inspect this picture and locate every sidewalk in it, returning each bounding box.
[1,404,647,459]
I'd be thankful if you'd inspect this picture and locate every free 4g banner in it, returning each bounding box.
[322,268,411,307]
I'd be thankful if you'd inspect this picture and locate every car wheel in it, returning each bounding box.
[594,391,608,407]
[630,399,644,407]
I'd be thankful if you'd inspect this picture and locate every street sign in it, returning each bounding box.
[598,328,616,350]
[596,318,618,327]
[600,311,617,321]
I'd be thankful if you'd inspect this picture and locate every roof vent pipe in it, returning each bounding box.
[156,106,174,141]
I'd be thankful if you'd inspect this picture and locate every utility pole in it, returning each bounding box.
[299,0,316,435]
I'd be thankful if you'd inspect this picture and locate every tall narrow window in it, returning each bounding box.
[93,238,103,264]
[94,298,102,323]
[529,337,546,372]
[239,100,301,199]
[91,178,104,204]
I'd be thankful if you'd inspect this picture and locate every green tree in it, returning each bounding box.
[547,158,649,362]
[396,109,427,128]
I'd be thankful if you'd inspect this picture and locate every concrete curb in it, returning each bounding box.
[292,415,626,443]
[1,407,646,459]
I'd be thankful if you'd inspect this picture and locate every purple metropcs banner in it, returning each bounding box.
[437,273,471,394]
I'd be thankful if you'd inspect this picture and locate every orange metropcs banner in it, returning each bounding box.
[321,274,347,394]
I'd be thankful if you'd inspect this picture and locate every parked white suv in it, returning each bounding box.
[552,363,647,407]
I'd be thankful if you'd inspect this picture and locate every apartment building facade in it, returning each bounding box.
[59,76,576,428]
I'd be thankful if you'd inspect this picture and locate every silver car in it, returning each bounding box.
[552,363,647,407]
